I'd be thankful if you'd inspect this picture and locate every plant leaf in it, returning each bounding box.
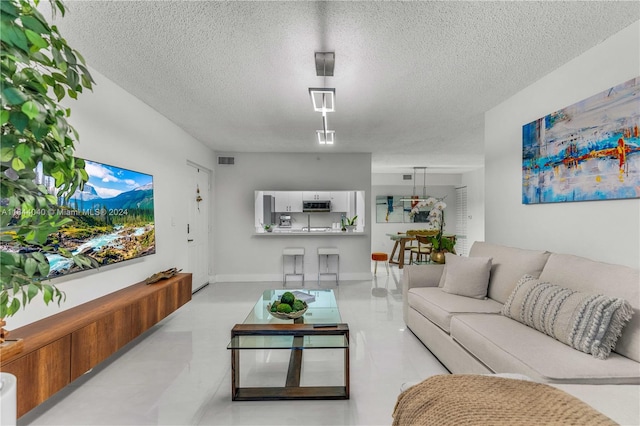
[25,29,48,49]
[9,110,29,132]
[37,260,50,277]
[0,251,15,266]
[20,100,40,119]
[53,83,65,101]
[42,74,55,86]
[54,0,66,17]
[51,72,66,83]
[0,147,13,162]
[11,156,25,171]
[0,0,19,18]
[51,48,64,67]
[5,24,29,53]
[66,67,78,88]
[20,15,48,34]
[9,298,21,316]
[26,283,39,302]
[80,73,92,90]
[31,251,46,263]
[15,142,31,163]
[2,86,27,105]
[43,284,53,304]
[63,46,76,66]
[30,119,49,140]
[24,257,37,277]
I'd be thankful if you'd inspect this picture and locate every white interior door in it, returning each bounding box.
[187,164,210,293]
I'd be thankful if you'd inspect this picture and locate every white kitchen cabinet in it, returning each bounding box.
[274,191,288,212]
[302,191,331,201]
[274,191,303,212]
[330,192,349,212]
[289,192,303,212]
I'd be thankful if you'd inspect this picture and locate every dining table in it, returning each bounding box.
[386,233,416,269]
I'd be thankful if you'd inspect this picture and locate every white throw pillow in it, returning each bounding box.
[441,253,492,299]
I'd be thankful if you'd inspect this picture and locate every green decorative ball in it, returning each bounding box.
[276,303,292,313]
[292,300,305,311]
[280,291,295,305]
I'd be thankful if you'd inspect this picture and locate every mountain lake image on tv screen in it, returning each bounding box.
[1,159,155,278]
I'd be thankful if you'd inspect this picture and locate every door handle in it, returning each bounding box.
[187,239,194,242]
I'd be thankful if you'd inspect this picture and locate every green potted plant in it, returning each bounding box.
[427,233,456,263]
[1,0,95,340]
[263,224,273,233]
[345,215,357,232]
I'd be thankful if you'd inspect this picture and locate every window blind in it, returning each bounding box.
[455,186,468,256]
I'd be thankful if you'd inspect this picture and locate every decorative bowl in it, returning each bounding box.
[267,300,308,319]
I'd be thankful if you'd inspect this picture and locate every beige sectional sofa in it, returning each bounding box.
[402,241,640,385]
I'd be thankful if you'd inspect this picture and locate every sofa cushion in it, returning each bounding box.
[539,253,640,363]
[450,314,640,384]
[441,253,492,299]
[469,242,550,304]
[408,287,503,333]
[502,275,633,359]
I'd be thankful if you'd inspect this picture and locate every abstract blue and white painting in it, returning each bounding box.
[522,77,640,204]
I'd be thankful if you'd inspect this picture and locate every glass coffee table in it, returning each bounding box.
[227,289,349,400]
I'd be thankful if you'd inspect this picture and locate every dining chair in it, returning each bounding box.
[404,230,421,261]
[410,234,433,264]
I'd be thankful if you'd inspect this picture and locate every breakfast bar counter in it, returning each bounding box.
[255,230,366,236]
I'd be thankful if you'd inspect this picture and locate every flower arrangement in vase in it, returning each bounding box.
[409,197,455,263]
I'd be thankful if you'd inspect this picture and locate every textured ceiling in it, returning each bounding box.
[49,1,640,174]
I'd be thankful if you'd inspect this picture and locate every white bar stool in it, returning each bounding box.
[283,247,305,287]
[318,247,339,285]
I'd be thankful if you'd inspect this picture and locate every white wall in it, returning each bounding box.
[461,168,485,247]
[8,69,216,329]
[485,21,640,269]
[371,173,460,256]
[214,152,372,281]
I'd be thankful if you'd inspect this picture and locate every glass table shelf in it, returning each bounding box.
[228,334,348,350]
[227,289,349,400]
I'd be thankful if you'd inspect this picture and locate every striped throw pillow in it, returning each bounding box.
[502,275,633,359]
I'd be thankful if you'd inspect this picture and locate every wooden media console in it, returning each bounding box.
[0,272,192,418]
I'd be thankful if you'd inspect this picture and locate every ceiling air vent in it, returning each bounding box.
[403,174,412,180]
[218,156,235,165]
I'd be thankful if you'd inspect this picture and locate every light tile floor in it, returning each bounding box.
[19,269,449,426]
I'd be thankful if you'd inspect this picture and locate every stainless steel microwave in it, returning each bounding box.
[302,200,331,212]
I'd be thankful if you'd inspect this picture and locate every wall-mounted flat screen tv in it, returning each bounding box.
[2,159,155,278]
